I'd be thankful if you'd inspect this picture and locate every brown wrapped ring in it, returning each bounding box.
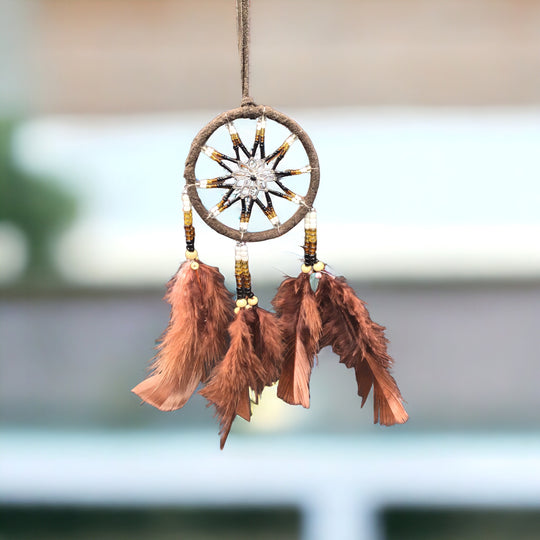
[184,104,320,242]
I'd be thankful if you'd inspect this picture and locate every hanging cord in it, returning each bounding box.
[236,0,255,106]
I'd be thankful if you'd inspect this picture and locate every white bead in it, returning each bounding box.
[285,134,297,147]
[256,115,266,131]
[305,210,317,229]
[201,145,215,158]
[235,243,249,261]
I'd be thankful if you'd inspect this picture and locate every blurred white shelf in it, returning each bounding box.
[2,107,539,285]
[1,431,540,540]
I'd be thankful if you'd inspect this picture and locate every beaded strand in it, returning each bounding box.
[234,242,258,311]
[183,188,199,270]
[302,208,324,273]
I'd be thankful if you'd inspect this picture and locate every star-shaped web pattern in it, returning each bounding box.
[195,115,311,233]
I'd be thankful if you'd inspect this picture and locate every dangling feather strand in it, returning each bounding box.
[200,306,282,449]
[272,273,322,408]
[132,260,233,411]
[316,272,408,425]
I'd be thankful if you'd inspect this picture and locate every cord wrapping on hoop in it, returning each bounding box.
[184,105,320,242]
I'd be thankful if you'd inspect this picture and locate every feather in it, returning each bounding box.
[200,306,283,448]
[132,260,233,411]
[235,391,252,422]
[316,272,408,425]
[251,306,283,395]
[272,273,322,408]
[199,309,267,449]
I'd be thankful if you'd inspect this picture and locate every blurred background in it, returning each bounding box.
[1,0,540,538]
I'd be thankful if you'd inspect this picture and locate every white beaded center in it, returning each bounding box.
[232,158,276,200]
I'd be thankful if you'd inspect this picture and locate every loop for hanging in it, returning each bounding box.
[236,0,254,106]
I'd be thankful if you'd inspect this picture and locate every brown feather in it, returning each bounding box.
[235,391,252,422]
[251,307,283,395]
[316,273,408,425]
[132,260,233,411]
[199,309,268,449]
[272,273,322,408]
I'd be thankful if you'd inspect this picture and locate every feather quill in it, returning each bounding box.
[316,272,408,425]
[132,260,233,411]
[272,273,322,408]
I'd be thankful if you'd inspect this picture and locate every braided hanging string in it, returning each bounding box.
[236,0,255,106]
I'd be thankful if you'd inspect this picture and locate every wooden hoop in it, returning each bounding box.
[184,104,320,242]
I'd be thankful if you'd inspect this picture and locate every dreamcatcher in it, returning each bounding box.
[132,0,408,448]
